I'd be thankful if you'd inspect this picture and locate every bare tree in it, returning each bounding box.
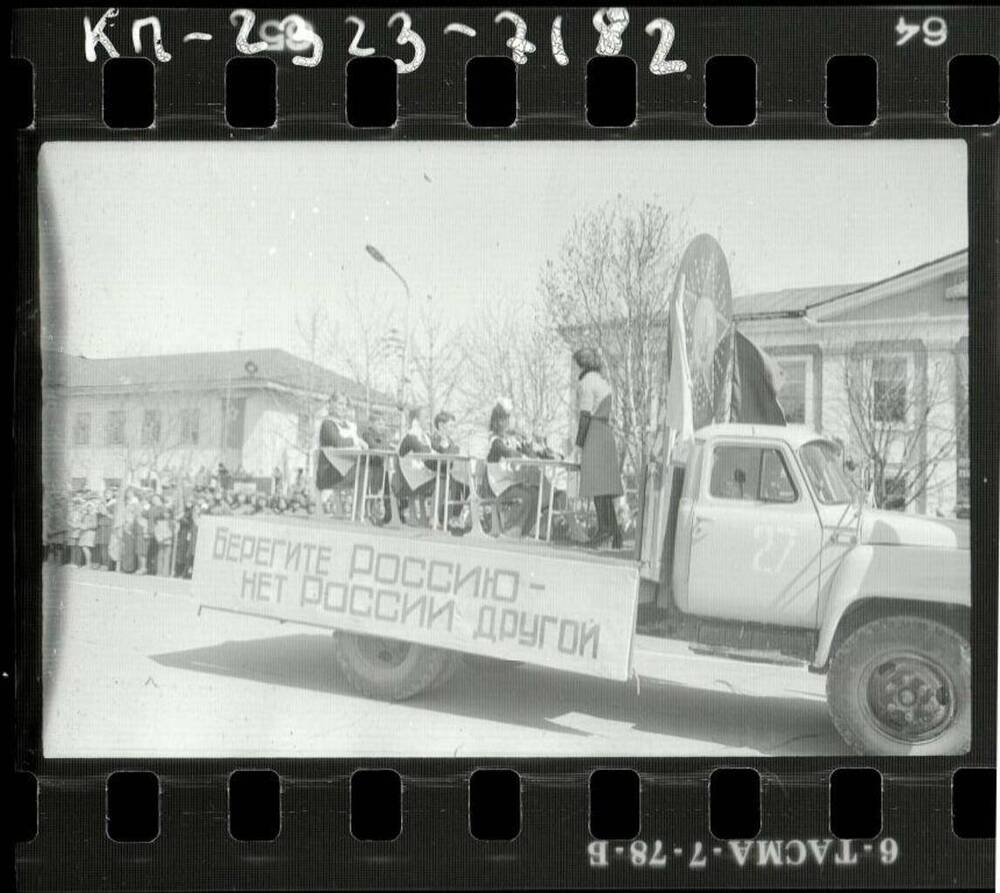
[310,291,402,420]
[538,198,689,473]
[409,299,465,421]
[457,297,569,447]
[100,390,204,490]
[829,336,961,512]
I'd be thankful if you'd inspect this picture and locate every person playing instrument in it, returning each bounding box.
[485,400,541,537]
[572,346,623,550]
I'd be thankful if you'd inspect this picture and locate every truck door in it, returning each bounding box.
[685,441,823,628]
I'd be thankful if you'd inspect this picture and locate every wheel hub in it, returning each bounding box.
[866,656,954,743]
[355,635,411,669]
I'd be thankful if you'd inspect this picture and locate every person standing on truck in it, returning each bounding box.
[572,346,623,550]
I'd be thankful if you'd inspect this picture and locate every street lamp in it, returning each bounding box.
[365,244,413,435]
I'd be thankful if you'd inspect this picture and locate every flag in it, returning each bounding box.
[716,328,787,425]
[665,295,695,443]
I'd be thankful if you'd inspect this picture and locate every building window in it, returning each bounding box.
[297,412,312,449]
[222,397,246,450]
[944,270,967,301]
[72,412,91,446]
[872,356,908,424]
[105,410,126,446]
[883,471,909,512]
[141,409,162,446]
[104,477,122,492]
[71,477,87,492]
[775,358,810,426]
[180,408,200,445]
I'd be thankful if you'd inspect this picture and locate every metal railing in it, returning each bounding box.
[317,448,589,543]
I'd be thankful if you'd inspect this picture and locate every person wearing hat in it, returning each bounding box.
[572,346,623,549]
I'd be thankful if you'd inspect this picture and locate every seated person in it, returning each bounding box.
[397,407,438,524]
[529,430,561,461]
[315,391,368,490]
[316,391,368,517]
[485,400,541,537]
[357,414,394,525]
[528,430,567,526]
[431,410,469,525]
[430,410,460,455]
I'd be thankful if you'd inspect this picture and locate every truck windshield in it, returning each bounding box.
[799,441,854,505]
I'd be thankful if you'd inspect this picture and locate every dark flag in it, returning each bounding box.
[714,327,787,425]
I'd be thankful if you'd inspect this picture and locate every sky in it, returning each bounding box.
[38,140,967,360]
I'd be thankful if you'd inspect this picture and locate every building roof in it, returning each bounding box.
[732,248,967,318]
[44,348,395,404]
[733,283,869,315]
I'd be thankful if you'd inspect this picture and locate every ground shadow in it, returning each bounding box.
[151,633,847,754]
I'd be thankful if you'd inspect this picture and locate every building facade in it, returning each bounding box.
[43,349,397,493]
[735,249,969,516]
[560,249,969,517]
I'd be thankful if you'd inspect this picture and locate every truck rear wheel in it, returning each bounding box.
[332,631,460,700]
[826,616,970,756]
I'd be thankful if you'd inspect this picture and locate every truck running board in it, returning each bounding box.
[687,644,807,667]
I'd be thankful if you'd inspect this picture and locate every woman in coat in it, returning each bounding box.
[119,497,141,574]
[95,491,113,569]
[572,347,623,549]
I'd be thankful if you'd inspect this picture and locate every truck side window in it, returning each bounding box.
[709,446,797,503]
[709,446,761,501]
[760,449,797,503]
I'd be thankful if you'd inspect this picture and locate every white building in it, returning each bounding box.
[42,348,397,493]
[735,249,969,516]
[561,249,969,517]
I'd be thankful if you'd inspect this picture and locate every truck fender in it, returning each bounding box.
[813,544,971,669]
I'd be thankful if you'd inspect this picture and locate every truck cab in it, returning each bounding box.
[639,423,971,754]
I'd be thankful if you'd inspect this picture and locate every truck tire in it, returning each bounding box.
[826,616,970,756]
[333,632,461,701]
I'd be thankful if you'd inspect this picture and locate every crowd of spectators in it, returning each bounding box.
[43,392,636,576]
[42,462,344,579]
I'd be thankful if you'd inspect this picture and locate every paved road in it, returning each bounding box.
[41,566,848,758]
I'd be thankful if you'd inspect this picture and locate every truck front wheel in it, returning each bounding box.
[333,632,460,701]
[826,616,970,756]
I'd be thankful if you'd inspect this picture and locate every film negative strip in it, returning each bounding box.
[8,4,999,890]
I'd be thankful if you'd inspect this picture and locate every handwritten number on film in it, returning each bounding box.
[85,7,687,77]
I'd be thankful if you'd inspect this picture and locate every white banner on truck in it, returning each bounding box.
[191,515,641,681]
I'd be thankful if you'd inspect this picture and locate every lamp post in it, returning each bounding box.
[365,244,412,436]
